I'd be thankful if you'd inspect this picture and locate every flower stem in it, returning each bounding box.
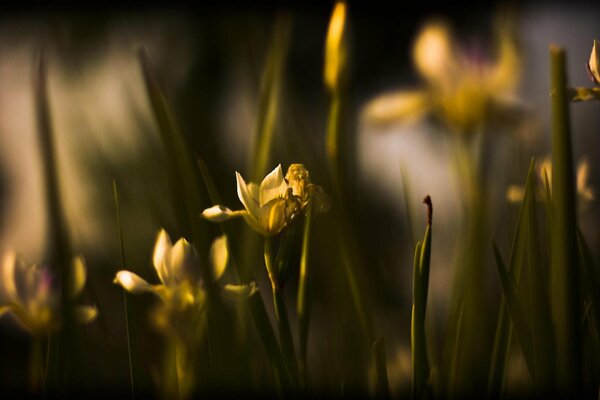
[264,238,299,388]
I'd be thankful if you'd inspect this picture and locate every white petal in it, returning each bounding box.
[71,255,87,298]
[201,205,246,222]
[210,235,229,281]
[257,198,287,236]
[236,172,260,216]
[222,282,258,299]
[241,213,268,236]
[75,305,97,324]
[153,229,172,285]
[114,271,156,294]
[259,164,288,206]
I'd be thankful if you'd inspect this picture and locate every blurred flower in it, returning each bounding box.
[506,156,594,203]
[0,253,97,336]
[114,230,256,317]
[363,16,521,134]
[588,39,600,85]
[201,164,329,237]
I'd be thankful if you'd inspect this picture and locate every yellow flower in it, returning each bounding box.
[201,164,329,237]
[363,17,521,134]
[114,230,256,310]
[0,253,97,336]
[505,156,594,203]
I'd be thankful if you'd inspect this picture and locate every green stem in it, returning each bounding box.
[549,45,581,392]
[264,238,299,388]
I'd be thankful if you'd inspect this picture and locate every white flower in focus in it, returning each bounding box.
[201,164,329,237]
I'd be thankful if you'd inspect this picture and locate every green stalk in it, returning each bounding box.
[412,196,432,400]
[297,205,313,388]
[113,181,136,399]
[549,45,581,391]
[197,157,289,391]
[264,238,299,388]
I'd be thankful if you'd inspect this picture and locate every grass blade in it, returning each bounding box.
[297,206,313,388]
[113,181,136,399]
[492,241,535,383]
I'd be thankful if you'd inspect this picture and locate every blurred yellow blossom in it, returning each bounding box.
[201,164,329,237]
[506,156,594,203]
[0,253,97,336]
[363,16,521,134]
[324,2,347,91]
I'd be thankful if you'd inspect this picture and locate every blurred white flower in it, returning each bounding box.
[0,253,97,336]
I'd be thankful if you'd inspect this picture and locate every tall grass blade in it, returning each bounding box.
[297,206,313,388]
[492,241,535,383]
[34,50,76,392]
[113,181,136,399]
[487,159,534,398]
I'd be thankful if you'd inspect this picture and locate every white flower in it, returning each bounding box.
[0,253,97,336]
[588,39,600,85]
[201,164,329,237]
[114,230,256,309]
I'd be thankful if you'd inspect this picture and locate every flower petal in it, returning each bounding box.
[0,251,18,302]
[258,198,287,236]
[221,282,258,300]
[153,229,172,285]
[241,214,268,236]
[75,305,98,324]
[259,164,288,206]
[114,271,156,294]
[169,238,196,284]
[201,205,246,222]
[412,21,454,84]
[362,90,430,126]
[71,255,87,298]
[236,172,260,215]
[210,235,229,281]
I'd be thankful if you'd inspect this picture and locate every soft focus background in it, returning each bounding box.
[0,0,599,395]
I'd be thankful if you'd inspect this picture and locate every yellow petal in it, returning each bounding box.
[324,1,347,90]
[259,164,288,206]
[241,213,268,236]
[0,251,18,302]
[75,305,98,324]
[222,282,258,299]
[71,255,87,298]
[589,39,600,84]
[412,21,454,84]
[210,235,229,281]
[114,270,155,294]
[153,229,172,285]
[260,198,287,235]
[577,159,595,201]
[362,90,430,125]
